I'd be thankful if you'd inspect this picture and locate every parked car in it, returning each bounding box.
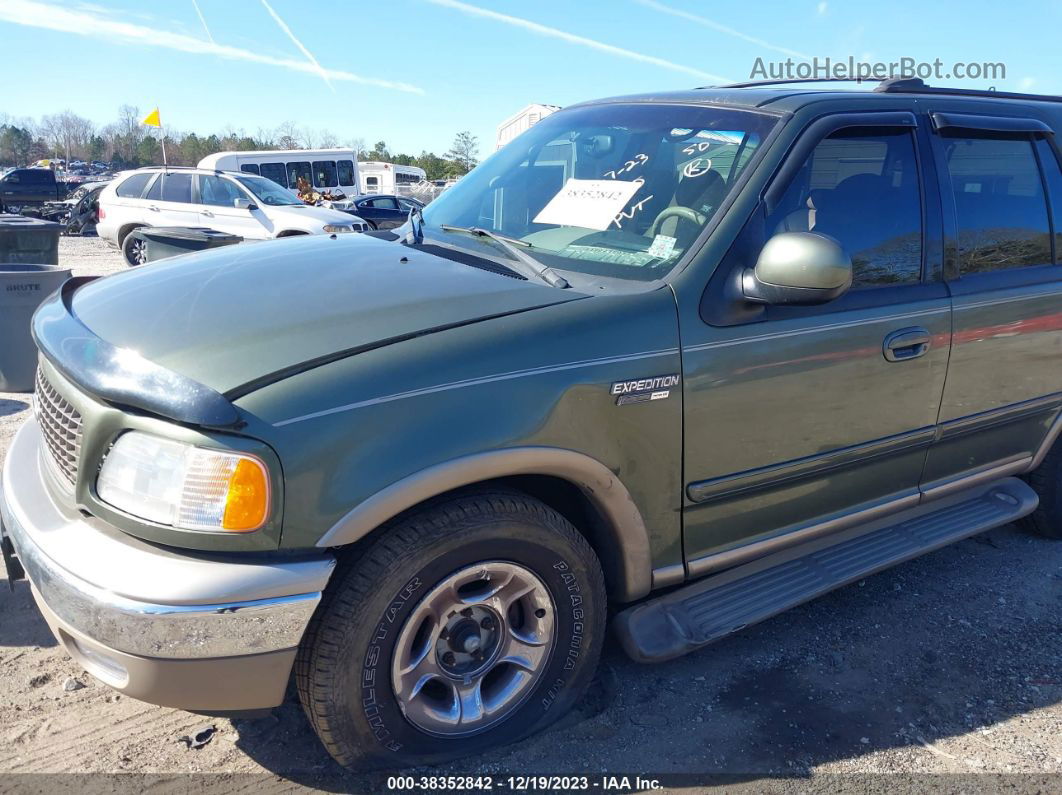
[5,78,1062,771]
[347,194,424,229]
[35,180,111,235]
[96,167,368,265]
[0,167,68,212]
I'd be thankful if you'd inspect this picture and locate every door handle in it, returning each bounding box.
[883,327,931,362]
[148,205,160,212]
[202,210,214,217]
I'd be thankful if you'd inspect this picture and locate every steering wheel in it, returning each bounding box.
[647,205,706,237]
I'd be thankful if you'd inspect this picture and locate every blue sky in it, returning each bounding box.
[1,0,1058,158]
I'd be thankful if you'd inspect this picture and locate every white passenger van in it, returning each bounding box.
[358,161,427,195]
[198,150,361,200]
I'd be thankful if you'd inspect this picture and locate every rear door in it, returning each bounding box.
[920,108,1062,491]
[362,196,406,228]
[141,172,198,228]
[682,111,952,568]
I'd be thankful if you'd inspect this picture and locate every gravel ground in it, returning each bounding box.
[0,238,1060,792]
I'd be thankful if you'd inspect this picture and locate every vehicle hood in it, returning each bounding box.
[67,233,583,395]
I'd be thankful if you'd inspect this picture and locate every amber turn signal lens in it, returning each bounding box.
[222,458,270,532]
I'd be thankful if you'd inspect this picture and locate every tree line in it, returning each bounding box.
[0,106,480,180]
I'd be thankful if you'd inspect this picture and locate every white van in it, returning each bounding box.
[358,161,427,195]
[198,150,361,203]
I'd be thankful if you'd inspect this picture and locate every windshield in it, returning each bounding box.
[234,174,301,206]
[421,103,776,282]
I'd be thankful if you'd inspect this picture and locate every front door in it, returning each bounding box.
[196,174,267,239]
[681,112,951,569]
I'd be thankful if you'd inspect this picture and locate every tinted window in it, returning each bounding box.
[942,134,1051,273]
[768,127,923,288]
[370,197,399,209]
[337,159,355,186]
[240,164,261,175]
[312,160,338,189]
[26,169,50,184]
[260,162,287,188]
[287,161,311,191]
[159,173,193,203]
[116,172,152,198]
[199,175,245,207]
[1035,138,1062,264]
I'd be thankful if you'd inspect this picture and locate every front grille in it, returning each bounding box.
[33,368,83,488]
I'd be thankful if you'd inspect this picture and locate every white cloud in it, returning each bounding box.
[817,2,828,16]
[426,0,732,83]
[635,0,812,60]
[0,0,424,94]
[190,0,215,45]
[259,0,333,92]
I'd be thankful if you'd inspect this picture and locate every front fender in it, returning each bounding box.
[317,446,653,601]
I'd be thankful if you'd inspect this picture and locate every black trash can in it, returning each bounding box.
[128,227,243,266]
[0,214,61,265]
[0,263,71,392]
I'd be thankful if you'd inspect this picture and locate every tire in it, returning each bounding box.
[295,490,607,770]
[121,228,147,267]
[1021,444,1062,538]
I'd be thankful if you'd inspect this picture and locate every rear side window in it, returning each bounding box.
[260,162,287,188]
[115,172,152,198]
[312,160,338,189]
[767,127,923,288]
[1035,139,1062,264]
[287,161,311,190]
[240,164,261,175]
[370,197,399,209]
[337,160,355,186]
[144,173,193,203]
[941,134,1052,272]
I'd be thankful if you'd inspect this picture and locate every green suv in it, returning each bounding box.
[3,78,1062,769]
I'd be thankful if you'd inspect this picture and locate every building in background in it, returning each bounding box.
[495,103,561,150]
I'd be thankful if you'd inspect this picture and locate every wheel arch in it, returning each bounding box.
[117,222,146,246]
[276,229,310,237]
[316,447,654,602]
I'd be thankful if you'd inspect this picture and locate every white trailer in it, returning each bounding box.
[358,161,427,196]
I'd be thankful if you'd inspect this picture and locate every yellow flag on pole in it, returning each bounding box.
[141,108,161,127]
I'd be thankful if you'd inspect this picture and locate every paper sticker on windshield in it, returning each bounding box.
[647,234,677,259]
[533,178,641,231]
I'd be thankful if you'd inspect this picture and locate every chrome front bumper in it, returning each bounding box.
[1,420,335,708]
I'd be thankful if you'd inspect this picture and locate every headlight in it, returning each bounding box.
[97,432,270,532]
[323,224,355,234]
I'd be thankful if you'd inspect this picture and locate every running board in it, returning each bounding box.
[614,477,1037,663]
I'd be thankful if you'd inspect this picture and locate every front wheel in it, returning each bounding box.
[295,491,607,770]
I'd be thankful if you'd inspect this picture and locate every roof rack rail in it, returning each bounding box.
[714,76,1062,104]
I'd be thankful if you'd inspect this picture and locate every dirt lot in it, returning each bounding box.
[0,238,1060,792]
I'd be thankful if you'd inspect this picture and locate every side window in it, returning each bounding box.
[1035,138,1062,264]
[259,162,287,188]
[365,175,379,192]
[240,164,261,175]
[941,133,1052,273]
[372,197,399,210]
[312,160,338,189]
[199,175,244,207]
[115,173,151,198]
[767,127,923,288]
[160,173,193,203]
[337,160,355,185]
[287,161,311,190]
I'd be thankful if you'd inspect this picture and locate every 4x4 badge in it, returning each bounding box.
[610,374,680,406]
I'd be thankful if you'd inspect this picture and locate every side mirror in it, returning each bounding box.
[233,197,256,210]
[742,232,852,306]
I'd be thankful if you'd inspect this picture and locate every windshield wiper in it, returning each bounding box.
[438,225,569,289]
